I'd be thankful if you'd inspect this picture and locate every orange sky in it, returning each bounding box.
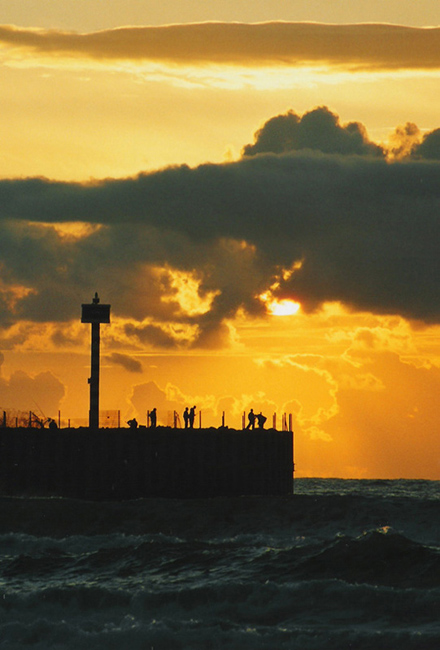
[0,1,439,479]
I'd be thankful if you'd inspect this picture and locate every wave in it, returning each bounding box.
[1,578,439,650]
[1,487,439,544]
[1,526,439,591]
[296,527,440,588]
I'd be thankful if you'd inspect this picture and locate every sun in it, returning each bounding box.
[259,290,301,316]
[267,299,301,316]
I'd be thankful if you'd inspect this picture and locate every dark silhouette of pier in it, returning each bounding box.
[0,426,294,499]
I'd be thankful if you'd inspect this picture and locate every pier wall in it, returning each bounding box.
[0,427,294,499]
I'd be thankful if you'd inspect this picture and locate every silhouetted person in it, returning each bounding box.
[149,408,157,428]
[183,407,190,428]
[48,418,58,430]
[189,406,196,428]
[257,412,267,429]
[127,418,138,429]
[246,409,255,430]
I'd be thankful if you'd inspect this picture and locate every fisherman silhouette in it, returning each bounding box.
[257,412,267,429]
[127,418,138,429]
[189,406,196,428]
[183,407,190,428]
[246,409,256,430]
[149,408,157,428]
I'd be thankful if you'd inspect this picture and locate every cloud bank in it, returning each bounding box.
[0,353,65,414]
[0,106,439,347]
[1,22,440,71]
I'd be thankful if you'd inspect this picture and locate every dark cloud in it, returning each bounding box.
[124,323,179,349]
[107,353,143,373]
[1,23,439,71]
[51,327,83,347]
[242,107,384,157]
[0,107,440,344]
[412,128,440,160]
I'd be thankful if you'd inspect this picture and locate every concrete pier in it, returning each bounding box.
[0,427,294,499]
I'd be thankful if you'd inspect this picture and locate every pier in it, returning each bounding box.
[0,294,295,500]
[0,427,294,499]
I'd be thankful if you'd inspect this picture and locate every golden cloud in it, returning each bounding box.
[0,22,439,71]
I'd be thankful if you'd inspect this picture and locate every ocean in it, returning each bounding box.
[0,479,438,649]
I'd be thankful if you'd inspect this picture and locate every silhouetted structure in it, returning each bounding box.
[0,427,294,499]
[81,293,110,429]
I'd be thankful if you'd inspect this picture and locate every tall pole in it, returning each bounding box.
[89,319,100,429]
[81,292,111,431]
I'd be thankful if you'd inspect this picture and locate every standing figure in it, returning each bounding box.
[149,408,157,428]
[246,409,256,430]
[183,407,190,428]
[189,406,196,428]
[256,412,267,429]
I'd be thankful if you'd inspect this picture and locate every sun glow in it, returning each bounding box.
[268,299,301,316]
[258,262,303,317]
[35,222,103,241]
[259,288,301,316]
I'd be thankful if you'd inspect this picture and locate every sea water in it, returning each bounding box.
[0,479,438,649]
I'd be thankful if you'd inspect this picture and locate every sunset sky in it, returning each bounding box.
[0,0,439,479]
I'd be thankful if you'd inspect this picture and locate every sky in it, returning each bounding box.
[0,0,439,479]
